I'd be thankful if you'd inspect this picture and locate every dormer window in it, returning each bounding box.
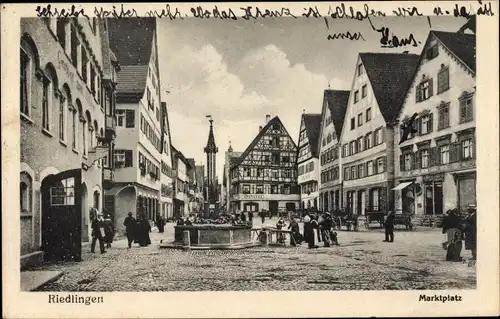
[357,63,363,77]
[426,39,439,60]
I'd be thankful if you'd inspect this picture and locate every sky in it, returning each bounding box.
[156,15,466,182]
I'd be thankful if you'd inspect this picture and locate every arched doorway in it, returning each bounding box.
[81,183,89,242]
[41,169,82,262]
[93,190,100,210]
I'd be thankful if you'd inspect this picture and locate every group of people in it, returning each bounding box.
[123,212,152,248]
[90,209,115,254]
[442,205,477,262]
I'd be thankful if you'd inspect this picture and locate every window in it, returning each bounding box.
[461,139,473,159]
[343,167,349,180]
[364,133,371,149]
[81,49,88,83]
[56,19,67,51]
[116,110,125,127]
[404,153,413,171]
[350,118,355,130]
[326,133,332,144]
[437,65,449,94]
[322,138,326,146]
[358,164,365,179]
[438,102,450,130]
[115,149,133,167]
[354,90,359,103]
[71,110,77,149]
[357,63,363,76]
[82,120,87,156]
[367,161,374,175]
[350,141,356,155]
[20,49,30,116]
[357,113,363,126]
[459,95,474,123]
[342,144,348,157]
[440,145,450,164]
[351,167,356,179]
[426,41,439,60]
[256,185,264,194]
[377,157,385,173]
[374,129,382,145]
[59,96,66,141]
[371,189,379,209]
[366,108,371,122]
[420,149,429,168]
[50,177,75,206]
[90,65,96,95]
[420,115,433,135]
[357,138,363,153]
[416,78,433,102]
[70,25,79,68]
[125,110,135,128]
[361,84,367,98]
[42,77,51,131]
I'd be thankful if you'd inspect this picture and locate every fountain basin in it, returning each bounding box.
[160,224,260,250]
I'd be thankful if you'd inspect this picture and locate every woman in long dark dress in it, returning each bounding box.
[464,206,477,260]
[139,215,151,246]
[442,209,463,261]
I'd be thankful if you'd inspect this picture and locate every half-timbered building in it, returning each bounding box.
[394,30,476,217]
[297,113,322,210]
[318,90,350,212]
[229,115,300,215]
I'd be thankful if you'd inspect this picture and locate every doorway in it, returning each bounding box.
[269,201,278,216]
[41,169,82,262]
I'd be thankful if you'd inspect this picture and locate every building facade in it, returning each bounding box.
[20,18,116,266]
[318,90,350,212]
[223,143,242,212]
[297,114,321,210]
[160,102,174,219]
[340,53,419,215]
[229,115,300,214]
[106,18,167,235]
[172,146,189,217]
[394,30,476,216]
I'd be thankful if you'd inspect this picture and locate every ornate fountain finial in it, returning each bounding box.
[204,115,218,154]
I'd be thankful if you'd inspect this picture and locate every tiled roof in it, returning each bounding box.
[116,65,148,94]
[107,18,155,66]
[302,114,322,158]
[324,90,350,137]
[360,53,419,123]
[432,30,476,73]
[230,116,297,169]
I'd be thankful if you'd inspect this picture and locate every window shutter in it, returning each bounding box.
[125,150,133,167]
[126,110,135,128]
[373,160,378,174]
[428,78,434,97]
[466,100,473,121]
[381,127,386,143]
[415,151,421,169]
[450,143,459,163]
[416,84,421,103]
[417,118,422,136]
[399,154,404,172]
[428,113,434,133]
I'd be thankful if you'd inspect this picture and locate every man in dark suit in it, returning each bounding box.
[384,211,395,242]
[123,212,136,248]
[91,210,106,254]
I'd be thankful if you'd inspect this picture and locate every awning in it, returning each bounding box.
[392,182,413,191]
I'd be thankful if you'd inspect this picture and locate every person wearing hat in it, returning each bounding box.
[320,212,333,247]
[123,212,136,249]
[383,211,395,243]
[104,214,114,248]
[442,208,463,261]
[90,209,106,254]
[464,205,477,260]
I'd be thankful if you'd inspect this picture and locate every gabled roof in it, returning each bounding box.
[395,30,476,122]
[171,145,189,165]
[302,114,322,158]
[432,30,476,73]
[231,116,297,169]
[107,18,156,66]
[116,65,148,94]
[324,90,350,137]
[359,53,419,123]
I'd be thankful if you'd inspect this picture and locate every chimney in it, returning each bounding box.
[403,50,409,54]
[265,114,271,123]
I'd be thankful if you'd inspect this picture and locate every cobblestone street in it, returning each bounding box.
[31,219,476,292]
